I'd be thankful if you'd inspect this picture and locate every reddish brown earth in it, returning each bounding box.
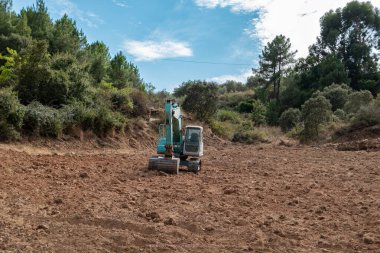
[0,136,379,252]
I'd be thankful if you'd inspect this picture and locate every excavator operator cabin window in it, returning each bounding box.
[186,128,201,143]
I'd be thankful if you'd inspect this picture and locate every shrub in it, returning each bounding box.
[232,129,268,144]
[279,108,302,132]
[237,100,253,113]
[251,99,267,125]
[217,110,241,123]
[333,109,346,121]
[111,88,133,114]
[302,95,332,139]
[344,90,373,114]
[0,89,24,140]
[218,90,254,109]
[209,119,235,140]
[23,102,63,137]
[130,89,149,118]
[320,83,352,111]
[61,102,126,136]
[92,107,125,136]
[352,103,380,127]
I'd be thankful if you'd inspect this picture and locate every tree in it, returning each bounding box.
[222,80,246,93]
[14,11,32,37]
[317,54,350,88]
[16,40,51,104]
[302,95,332,138]
[0,0,13,36]
[85,41,110,83]
[318,1,380,92]
[0,47,19,87]
[108,51,141,89]
[259,35,297,101]
[182,81,218,120]
[22,0,53,41]
[320,83,352,111]
[246,75,263,89]
[173,80,197,97]
[17,41,89,107]
[50,14,81,54]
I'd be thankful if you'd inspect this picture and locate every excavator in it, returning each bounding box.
[148,99,203,174]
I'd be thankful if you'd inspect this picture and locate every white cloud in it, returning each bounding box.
[52,0,104,28]
[195,0,380,57]
[208,68,252,83]
[123,40,193,61]
[194,0,266,12]
[112,0,128,8]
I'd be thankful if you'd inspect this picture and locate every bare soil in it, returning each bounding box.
[0,135,379,252]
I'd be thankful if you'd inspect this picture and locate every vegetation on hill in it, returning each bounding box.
[174,0,380,143]
[0,0,379,143]
[0,0,166,141]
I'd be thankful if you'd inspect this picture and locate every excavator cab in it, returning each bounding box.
[183,126,203,157]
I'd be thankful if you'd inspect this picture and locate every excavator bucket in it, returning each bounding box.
[148,156,179,174]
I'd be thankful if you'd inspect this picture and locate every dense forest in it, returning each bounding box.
[0,0,379,143]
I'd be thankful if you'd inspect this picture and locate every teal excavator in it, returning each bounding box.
[148,99,203,174]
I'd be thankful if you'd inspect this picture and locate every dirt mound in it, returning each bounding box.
[336,138,380,151]
[334,124,380,142]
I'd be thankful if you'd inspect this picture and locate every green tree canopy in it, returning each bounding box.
[259,34,297,101]
[182,81,218,120]
[85,41,110,84]
[22,0,53,41]
[318,1,380,92]
[50,14,82,54]
[108,51,141,89]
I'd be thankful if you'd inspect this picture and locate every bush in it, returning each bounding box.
[217,110,241,123]
[333,109,346,121]
[218,90,254,109]
[279,108,302,132]
[344,90,373,114]
[23,102,63,137]
[232,129,268,144]
[320,83,352,111]
[251,99,267,125]
[92,107,125,136]
[130,89,149,118]
[111,88,133,114]
[0,89,24,140]
[302,95,332,139]
[61,101,126,136]
[352,103,380,127]
[209,119,235,140]
[237,100,253,113]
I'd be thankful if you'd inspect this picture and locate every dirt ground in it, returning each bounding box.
[0,135,379,252]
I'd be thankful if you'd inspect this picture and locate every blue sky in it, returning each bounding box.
[13,0,379,91]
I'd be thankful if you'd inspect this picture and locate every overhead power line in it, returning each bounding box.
[159,58,252,66]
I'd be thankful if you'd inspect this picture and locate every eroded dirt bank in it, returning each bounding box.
[0,141,379,252]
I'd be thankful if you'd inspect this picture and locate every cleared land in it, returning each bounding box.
[0,137,379,252]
